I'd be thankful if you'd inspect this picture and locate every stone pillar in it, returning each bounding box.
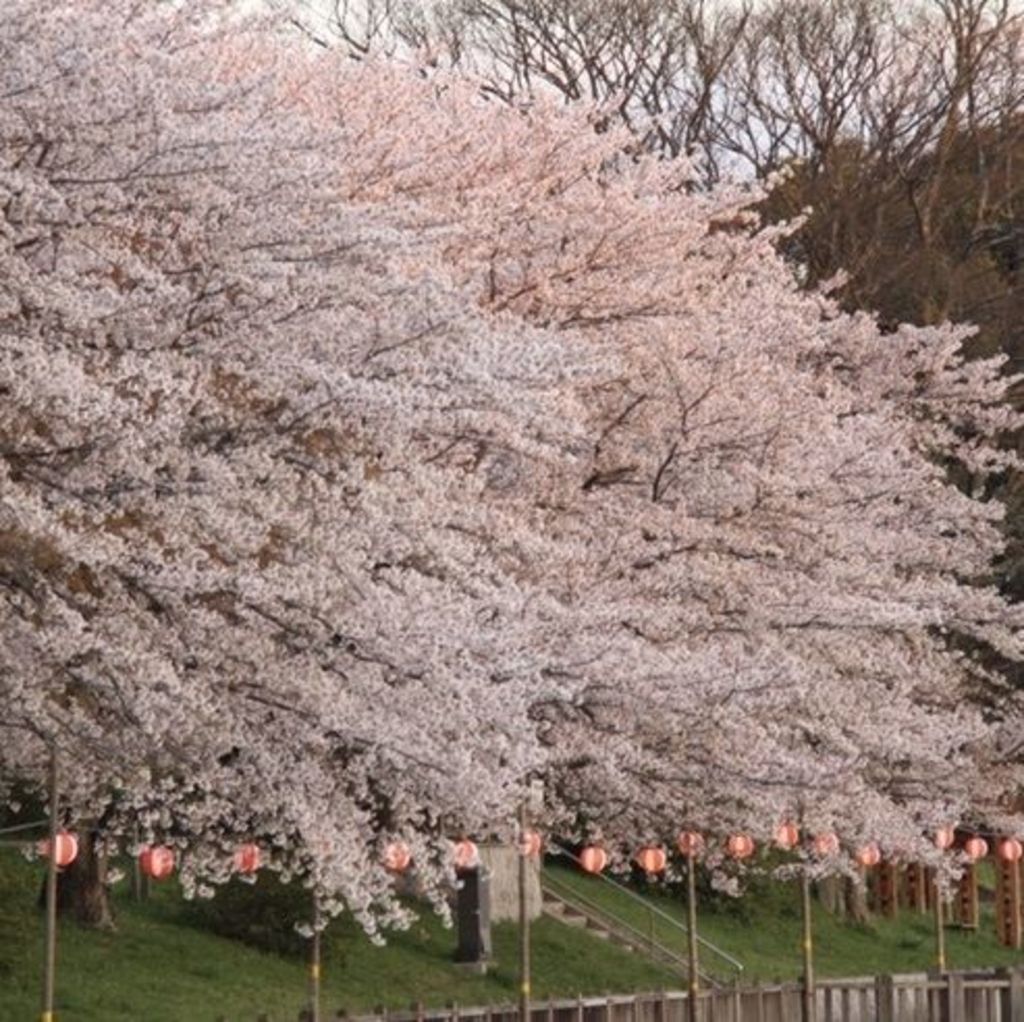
[478,844,542,923]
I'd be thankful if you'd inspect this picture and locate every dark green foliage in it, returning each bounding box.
[176,872,311,957]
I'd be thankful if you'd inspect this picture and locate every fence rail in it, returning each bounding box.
[310,969,1024,1022]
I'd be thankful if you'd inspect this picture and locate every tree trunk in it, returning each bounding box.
[845,875,870,924]
[39,830,116,930]
[816,875,845,918]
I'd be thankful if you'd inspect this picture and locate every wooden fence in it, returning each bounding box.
[293,970,1024,1022]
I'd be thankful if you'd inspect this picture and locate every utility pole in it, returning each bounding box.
[801,873,816,1022]
[934,873,947,971]
[518,802,530,1022]
[308,895,321,1022]
[41,748,58,1022]
[686,851,699,1022]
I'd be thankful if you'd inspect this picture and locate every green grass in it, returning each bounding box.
[0,853,675,1022]
[5,851,1024,1022]
[545,861,1024,983]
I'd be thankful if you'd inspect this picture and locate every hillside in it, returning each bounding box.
[0,853,674,1022]
[545,860,1023,981]
[2,853,1022,1020]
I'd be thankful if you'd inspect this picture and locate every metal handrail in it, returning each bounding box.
[541,869,720,987]
[547,842,744,977]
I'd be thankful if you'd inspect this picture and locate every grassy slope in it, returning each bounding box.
[0,853,674,1022]
[4,853,1024,1021]
[546,862,1024,982]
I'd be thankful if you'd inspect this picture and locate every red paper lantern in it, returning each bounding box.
[813,832,840,857]
[726,834,756,860]
[964,836,988,862]
[384,840,412,872]
[998,838,1023,863]
[579,845,608,874]
[453,839,479,871]
[855,842,881,868]
[233,843,261,875]
[774,823,800,851]
[519,830,543,858]
[38,830,79,868]
[139,845,175,880]
[934,827,956,851]
[635,846,667,874]
[676,831,705,857]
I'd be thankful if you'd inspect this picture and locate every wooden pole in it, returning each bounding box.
[957,862,979,929]
[308,896,321,1022]
[999,856,1022,949]
[686,851,699,1022]
[934,872,947,971]
[1017,860,1024,950]
[41,748,58,1022]
[518,802,531,1022]
[801,873,816,1022]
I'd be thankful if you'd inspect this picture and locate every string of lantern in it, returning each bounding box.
[32,820,1024,878]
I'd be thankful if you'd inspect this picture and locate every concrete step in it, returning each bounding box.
[542,885,700,980]
[542,892,657,959]
[559,914,588,927]
[541,897,591,928]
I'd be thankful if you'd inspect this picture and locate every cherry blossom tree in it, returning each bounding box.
[3,0,1023,936]
[1,0,596,930]
[291,44,1024,862]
